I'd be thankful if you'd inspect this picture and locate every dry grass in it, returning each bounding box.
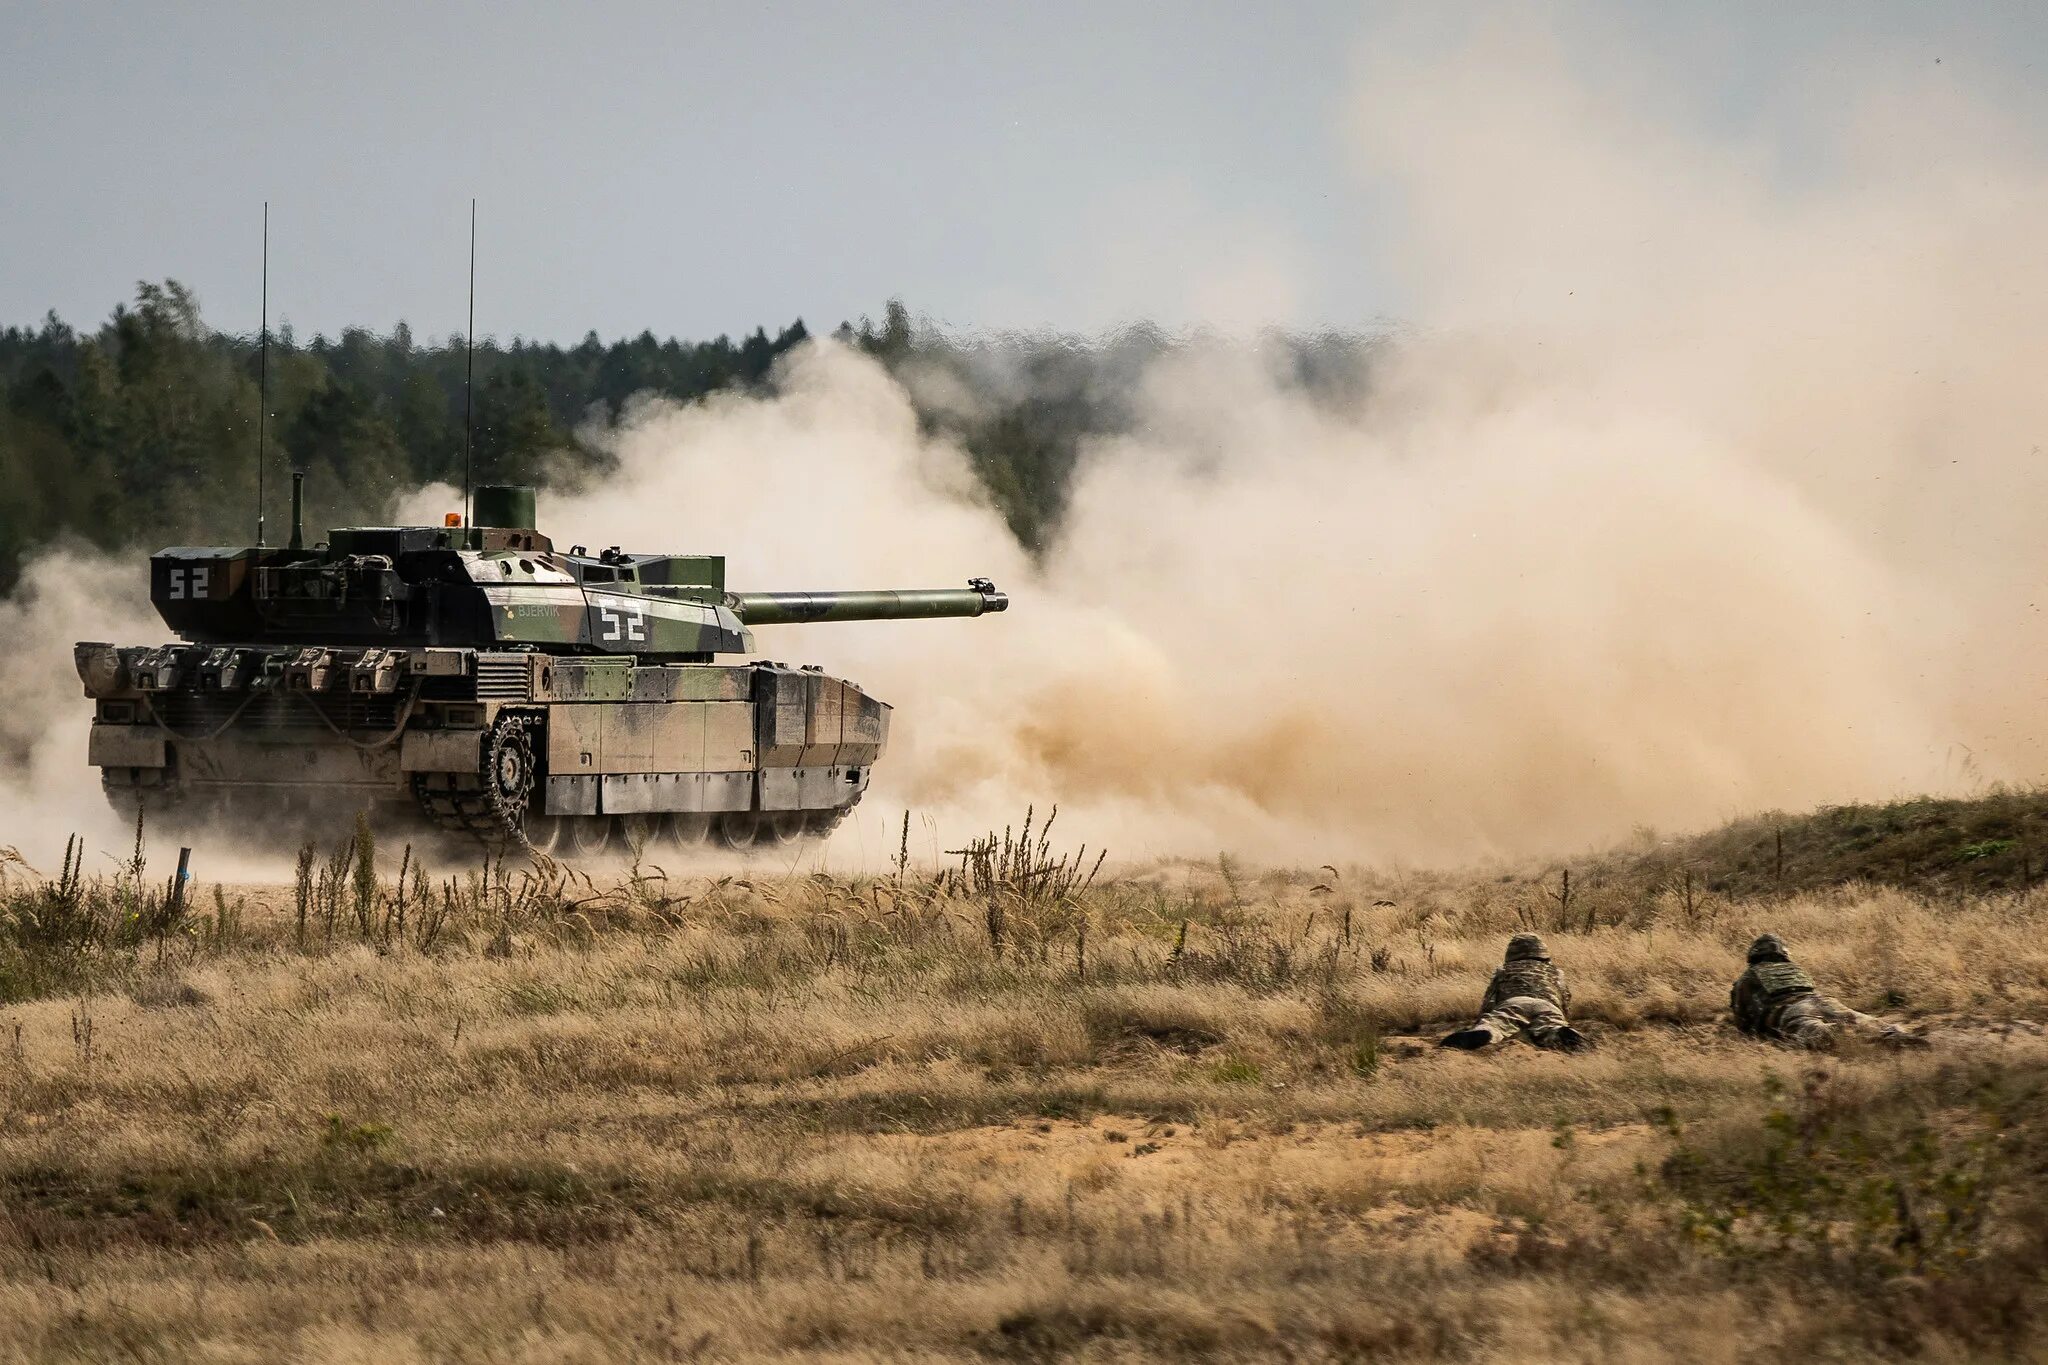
[1,807,2046,1360]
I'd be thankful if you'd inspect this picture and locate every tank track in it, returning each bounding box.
[410,712,537,852]
[411,776,530,849]
[410,712,862,855]
[101,772,186,819]
[806,804,855,838]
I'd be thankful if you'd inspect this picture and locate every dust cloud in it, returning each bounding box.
[0,553,163,861]
[511,13,2048,866]
[511,337,1944,871]
[10,10,2048,869]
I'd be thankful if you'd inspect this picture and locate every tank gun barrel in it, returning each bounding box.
[729,578,1008,626]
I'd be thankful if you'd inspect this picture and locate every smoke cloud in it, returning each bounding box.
[10,9,2048,869]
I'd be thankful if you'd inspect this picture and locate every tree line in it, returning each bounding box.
[0,282,1379,590]
[0,281,825,588]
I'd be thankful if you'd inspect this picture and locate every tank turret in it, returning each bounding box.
[77,482,1006,856]
[130,483,1001,661]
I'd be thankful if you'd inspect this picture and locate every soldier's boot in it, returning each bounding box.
[1502,998,1574,1051]
[1439,1025,1499,1051]
[1441,998,1551,1051]
[1441,1011,1527,1049]
[1874,1023,1931,1049]
[1822,1000,1930,1048]
[1531,1023,1590,1054]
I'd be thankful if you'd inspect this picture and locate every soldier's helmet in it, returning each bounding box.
[1505,933,1549,962]
[1747,933,1790,963]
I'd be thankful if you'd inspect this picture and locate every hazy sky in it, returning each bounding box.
[4,1,2044,344]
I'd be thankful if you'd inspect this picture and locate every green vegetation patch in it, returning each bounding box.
[1605,788,2048,899]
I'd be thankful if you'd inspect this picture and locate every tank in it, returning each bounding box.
[72,479,1007,854]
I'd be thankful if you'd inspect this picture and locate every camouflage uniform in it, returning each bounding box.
[1730,934,1922,1049]
[1440,934,1588,1052]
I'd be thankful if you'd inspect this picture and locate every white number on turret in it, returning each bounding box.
[598,603,647,643]
[166,566,210,600]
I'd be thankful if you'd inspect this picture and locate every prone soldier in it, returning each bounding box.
[1439,933,1589,1053]
[1729,933,1926,1049]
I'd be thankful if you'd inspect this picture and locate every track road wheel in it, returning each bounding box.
[568,815,614,857]
[620,813,663,854]
[665,813,712,851]
[762,811,806,846]
[714,812,760,850]
[525,811,570,856]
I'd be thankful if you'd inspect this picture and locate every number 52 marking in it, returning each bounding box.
[598,603,647,644]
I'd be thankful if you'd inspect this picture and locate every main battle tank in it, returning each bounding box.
[72,480,1007,854]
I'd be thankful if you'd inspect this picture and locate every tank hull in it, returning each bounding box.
[86,643,885,853]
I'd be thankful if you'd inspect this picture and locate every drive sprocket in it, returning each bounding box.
[411,712,539,850]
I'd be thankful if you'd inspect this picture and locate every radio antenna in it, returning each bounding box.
[256,201,269,547]
[462,197,476,532]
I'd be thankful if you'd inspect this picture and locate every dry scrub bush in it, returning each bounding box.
[1656,1064,2013,1278]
